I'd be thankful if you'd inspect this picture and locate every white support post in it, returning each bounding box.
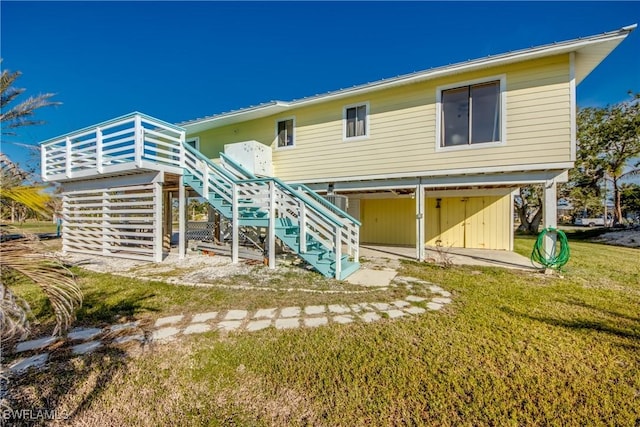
[202,165,209,200]
[65,136,72,178]
[268,181,276,269]
[40,145,47,181]
[415,184,425,261]
[61,194,69,255]
[299,200,307,254]
[134,115,143,168]
[543,179,558,258]
[353,227,359,263]
[96,127,103,174]
[178,176,186,259]
[179,130,186,168]
[334,226,342,280]
[231,182,239,263]
[102,191,110,255]
[153,181,163,262]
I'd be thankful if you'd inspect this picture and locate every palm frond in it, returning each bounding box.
[0,284,31,344]
[0,235,82,341]
[0,185,51,215]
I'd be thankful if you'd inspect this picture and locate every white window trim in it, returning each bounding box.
[435,74,507,152]
[342,101,370,142]
[274,116,296,151]
[185,136,200,151]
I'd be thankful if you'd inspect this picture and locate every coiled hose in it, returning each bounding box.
[531,227,570,270]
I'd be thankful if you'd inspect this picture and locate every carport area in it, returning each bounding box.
[359,244,535,270]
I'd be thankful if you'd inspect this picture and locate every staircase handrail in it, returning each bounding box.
[219,153,353,228]
[292,183,362,227]
[183,143,236,183]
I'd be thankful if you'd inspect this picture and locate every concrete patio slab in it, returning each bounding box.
[217,321,243,332]
[192,312,218,323]
[280,307,301,318]
[68,327,102,341]
[383,309,406,319]
[333,315,354,324]
[155,315,184,327]
[152,327,180,341]
[110,321,140,332]
[360,312,381,323]
[328,304,351,314]
[224,310,248,320]
[15,336,58,353]
[253,308,277,319]
[360,245,534,270]
[304,317,328,328]
[72,341,102,355]
[346,268,397,287]
[304,305,326,315]
[183,323,211,335]
[246,320,272,332]
[275,318,300,329]
[9,353,49,374]
[426,302,444,311]
[405,306,427,315]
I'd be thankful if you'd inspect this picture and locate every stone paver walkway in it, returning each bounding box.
[3,277,452,376]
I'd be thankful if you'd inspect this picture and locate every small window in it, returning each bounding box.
[440,80,502,147]
[185,137,200,150]
[276,118,295,148]
[344,103,369,140]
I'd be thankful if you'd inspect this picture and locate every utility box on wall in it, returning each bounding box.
[224,140,273,177]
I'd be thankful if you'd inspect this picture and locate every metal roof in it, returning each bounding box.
[180,24,636,134]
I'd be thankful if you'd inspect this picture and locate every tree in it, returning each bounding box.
[1,64,60,134]
[514,185,543,234]
[620,183,640,222]
[0,64,79,344]
[569,92,640,224]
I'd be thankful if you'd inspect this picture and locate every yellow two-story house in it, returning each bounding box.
[180,25,635,258]
[41,25,634,277]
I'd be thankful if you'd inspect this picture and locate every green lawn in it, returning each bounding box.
[6,237,640,426]
[1,220,58,235]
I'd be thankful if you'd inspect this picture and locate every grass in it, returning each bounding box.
[4,237,640,426]
[1,220,58,235]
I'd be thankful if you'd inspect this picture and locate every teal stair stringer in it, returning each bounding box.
[181,144,360,280]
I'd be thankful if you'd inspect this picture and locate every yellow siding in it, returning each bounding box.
[425,195,511,250]
[360,198,416,245]
[357,195,511,249]
[189,54,571,181]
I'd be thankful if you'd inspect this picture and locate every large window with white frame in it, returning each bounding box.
[276,117,295,148]
[438,77,505,148]
[343,102,369,140]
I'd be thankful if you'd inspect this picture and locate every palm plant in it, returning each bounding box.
[1,63,80,344]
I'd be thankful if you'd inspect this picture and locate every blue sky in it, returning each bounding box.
[1,1,639,169]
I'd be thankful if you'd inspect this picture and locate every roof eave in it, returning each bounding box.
[182,24,636,134]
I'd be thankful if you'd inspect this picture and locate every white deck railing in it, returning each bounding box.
[41,112,185,182]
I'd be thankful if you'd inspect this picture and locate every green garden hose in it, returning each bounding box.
[530,227,570,270]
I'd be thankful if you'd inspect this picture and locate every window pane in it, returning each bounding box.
[356,105,366,136]
[442,87,469,146]
[277,119,293,147]
[346,107,356,138]
[471,82,500,143]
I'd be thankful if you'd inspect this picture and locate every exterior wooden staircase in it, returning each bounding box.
[181,142,360,280]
